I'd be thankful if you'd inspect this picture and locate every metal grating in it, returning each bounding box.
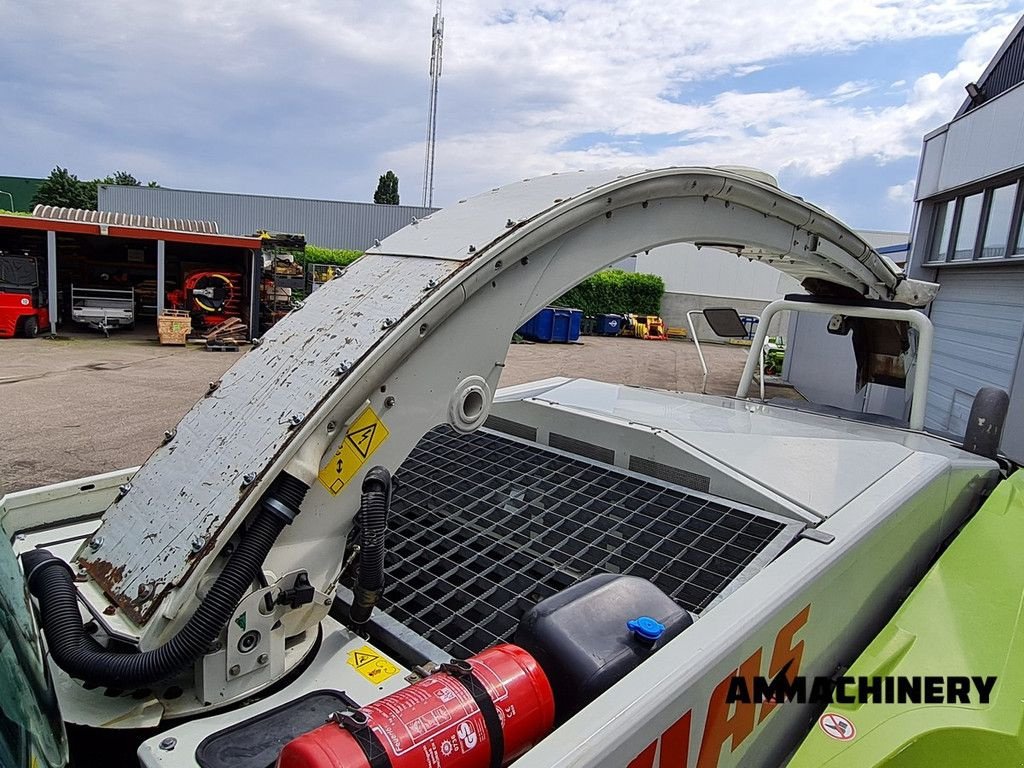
[629,455,711,494]
[548,432,615,464]
[379,427,799,658]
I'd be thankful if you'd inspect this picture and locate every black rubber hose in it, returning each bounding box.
[21,472,308,689]
[349,466,392,627]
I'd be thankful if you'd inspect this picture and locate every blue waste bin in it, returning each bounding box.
[518,307,582,342]
[596,314,623,336]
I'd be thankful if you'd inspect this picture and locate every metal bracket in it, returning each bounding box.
[798,528,836,545]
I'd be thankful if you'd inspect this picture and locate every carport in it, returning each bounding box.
[0,208,262,336]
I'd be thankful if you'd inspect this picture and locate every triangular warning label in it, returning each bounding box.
[352,650,378,667]
[347,424,377,459]
[235,613,246,630]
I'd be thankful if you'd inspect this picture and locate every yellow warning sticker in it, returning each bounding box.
[347,644,400,685]
[318,406,390,495]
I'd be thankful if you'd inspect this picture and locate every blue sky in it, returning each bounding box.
[1,1,1022,232]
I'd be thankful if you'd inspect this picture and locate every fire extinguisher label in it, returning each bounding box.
[366,675,487,758]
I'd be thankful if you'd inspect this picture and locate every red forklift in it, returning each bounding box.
[0,251,50,338]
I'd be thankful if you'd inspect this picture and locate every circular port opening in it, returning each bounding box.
[461,389,484,421]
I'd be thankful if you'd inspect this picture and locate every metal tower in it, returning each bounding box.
[422,0,444,207]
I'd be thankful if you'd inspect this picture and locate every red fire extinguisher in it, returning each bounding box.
[277,644,555,768]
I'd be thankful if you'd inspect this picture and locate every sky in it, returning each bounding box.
[1,1,1022,232]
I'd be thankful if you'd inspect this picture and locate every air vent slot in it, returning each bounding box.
[548,432,615,464]
[483,415,537,442]
[629,455,711,494]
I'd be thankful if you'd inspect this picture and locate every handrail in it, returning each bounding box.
[735,299,934,431]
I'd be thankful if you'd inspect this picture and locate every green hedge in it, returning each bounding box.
[300,245,363,268]
[555,270,664,316]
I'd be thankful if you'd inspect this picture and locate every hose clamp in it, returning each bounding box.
[262,496,298,524]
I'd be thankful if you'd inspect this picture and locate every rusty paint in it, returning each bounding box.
[78,254,462,626]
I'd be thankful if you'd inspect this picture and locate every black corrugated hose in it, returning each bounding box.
[348,466,392,628]
[20,472,309,689]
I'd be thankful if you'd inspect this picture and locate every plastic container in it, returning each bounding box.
[513,573,693,721]
[596,314,623,336]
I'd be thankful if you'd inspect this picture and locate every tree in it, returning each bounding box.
[109,171,141,186]
[30,166,89,209]
[374,171,400,205]
[30,167,155,210]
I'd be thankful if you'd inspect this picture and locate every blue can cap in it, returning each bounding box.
[626,616,665,642]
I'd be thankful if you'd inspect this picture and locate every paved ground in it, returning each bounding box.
[0,334,755,495]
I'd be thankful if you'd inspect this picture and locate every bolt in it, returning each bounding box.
[468,244,477,253]
[240,472,257,488]
[229,664,241,677]
[426,278,437,288]
[207,380,220,394]
[324,597,333,606]
[336,359,353,375]
[257,653,269,665]
[191,536,206,553]
[116,483,132,500]
[251,337,262,347]
[138,583,154,599]
[381,318,394,330]
[506,218,515,228]
[326,420,337,433]
[88,536,104,552]
[103,605,117,616]
[159,737,177,751]
[162,428,176,445]
[384,396,396,409]
[289,414,303,428]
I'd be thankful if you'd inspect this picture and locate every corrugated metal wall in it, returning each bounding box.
[98,186,437,250]
[956,23,1024,117]
[923,267,1024,446]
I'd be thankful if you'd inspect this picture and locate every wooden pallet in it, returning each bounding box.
[204,317,246,342]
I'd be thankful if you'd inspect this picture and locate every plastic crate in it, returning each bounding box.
[158,310,192,345]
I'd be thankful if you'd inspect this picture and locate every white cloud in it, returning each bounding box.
[0,0,1021,218]
[887,179,917,206]
[831,80,877,100]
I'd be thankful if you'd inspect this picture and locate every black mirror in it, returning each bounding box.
[702,308,749,338]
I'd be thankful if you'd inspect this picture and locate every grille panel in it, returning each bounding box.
[381,426,797,657]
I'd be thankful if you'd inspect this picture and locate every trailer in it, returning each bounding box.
[70,284,135,334]
[0,167,1012,768]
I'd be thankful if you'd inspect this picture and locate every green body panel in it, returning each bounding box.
[788,470,1024,767]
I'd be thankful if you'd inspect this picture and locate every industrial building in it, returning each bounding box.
[99,185,437,250]
[0,208,261,337]
[906,16,1024,463]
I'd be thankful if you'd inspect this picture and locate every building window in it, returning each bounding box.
[924,179,1024,265]
[928,200,954,262]
[953,192,983,260]
[981,183,1016,258]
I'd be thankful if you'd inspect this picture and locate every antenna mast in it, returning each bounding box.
[422,0,444,207]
